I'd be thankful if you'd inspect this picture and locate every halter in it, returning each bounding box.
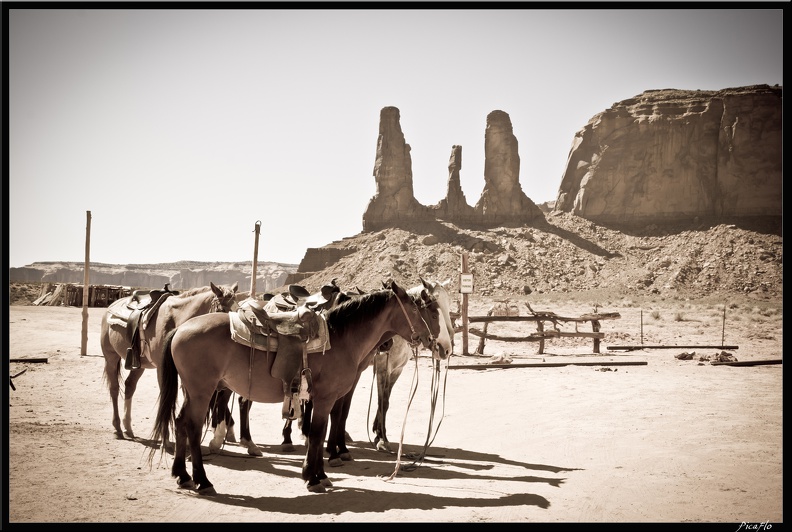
[393,290,435,349]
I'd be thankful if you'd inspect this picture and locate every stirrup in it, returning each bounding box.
[281,393,301,420]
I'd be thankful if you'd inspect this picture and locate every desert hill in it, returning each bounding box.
[9,212,781,307]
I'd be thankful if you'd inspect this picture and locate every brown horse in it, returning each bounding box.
[100,282,238,439]
[210,279,453,460]
[149,279,440,495]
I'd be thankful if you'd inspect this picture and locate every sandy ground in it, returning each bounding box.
[6,294,783,524]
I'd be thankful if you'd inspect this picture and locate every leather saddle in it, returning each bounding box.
[123,284,179,370]
[233,279,341,420]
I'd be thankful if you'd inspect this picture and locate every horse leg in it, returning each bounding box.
[208,389,230,453]
[372,356,391,451]
[103,354,125,439]
[238,397,262,457]
[281,418,296,452]
[374,361,405,452]
[223,401,237,443]
[182,394,217,495]
[121,367,145,439]
[326,383,359,466]
[171,403,195,490]
[302,403,331,492]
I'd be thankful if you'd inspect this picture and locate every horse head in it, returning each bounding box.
[419,277,455,359]
[383,279,439,352]
[210,282,239,313]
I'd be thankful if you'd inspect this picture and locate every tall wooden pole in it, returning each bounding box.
[250,220,261,298]
[80,211,91,356]
[461,252,469,356]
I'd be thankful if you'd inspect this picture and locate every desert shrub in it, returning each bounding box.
[673,311,685,322]
[650,310,661,320]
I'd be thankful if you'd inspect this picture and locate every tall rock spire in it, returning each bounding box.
[363,107,434,231]
[474,110,544,224]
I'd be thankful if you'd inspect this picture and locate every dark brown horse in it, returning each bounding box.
[100,282,238,439]
[149,279,440,495]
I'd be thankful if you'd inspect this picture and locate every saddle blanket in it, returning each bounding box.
[228,309,331,353]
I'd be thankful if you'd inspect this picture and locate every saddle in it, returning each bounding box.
[122,284,179,370]
[229,280,341,420]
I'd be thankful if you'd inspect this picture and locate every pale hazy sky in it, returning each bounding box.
[6,6,783,267]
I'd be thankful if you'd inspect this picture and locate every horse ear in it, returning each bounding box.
[420,277,432,290]
[421,288,432,304]
[210,282,219,294]
[231,282,239,292]
[441,278,452,288]
[387,279,403,294]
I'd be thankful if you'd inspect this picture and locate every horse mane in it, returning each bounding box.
[173,286,212,299]
[325,289,390,335]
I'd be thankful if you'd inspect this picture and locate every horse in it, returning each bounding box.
[207,280,347,456]
[100,282,239,439]
[210,279,454,460]
[370,277,455,452]
[149,279,441,494]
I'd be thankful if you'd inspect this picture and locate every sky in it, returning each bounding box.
[6,6,784,268]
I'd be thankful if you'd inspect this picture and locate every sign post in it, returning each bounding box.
[459,253,472,355]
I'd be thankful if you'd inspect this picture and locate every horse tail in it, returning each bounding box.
[301,400,313,437]
[147,328,180,467]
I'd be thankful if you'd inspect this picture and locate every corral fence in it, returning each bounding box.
[32,283,132,307]
[463,301,621,355]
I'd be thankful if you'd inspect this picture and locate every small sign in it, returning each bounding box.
[459,273,474,294]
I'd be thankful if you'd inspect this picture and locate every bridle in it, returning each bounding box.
[210,291,237,313]
[392,290,437,351]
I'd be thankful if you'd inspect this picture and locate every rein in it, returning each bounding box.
[384,352,449,480]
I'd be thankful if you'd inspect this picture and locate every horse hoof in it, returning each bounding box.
[340,452,353,461]
[178,479,196,490]
[328,457,344,467]
[376,441,391,453]
[198,486,217,496]
[281,444,295,453]
[320,478,333,487]
[124,430,135,439]
[225,426,237,443]
[114,431,125,440]
[307,483,326,493]
[246,445,263,457]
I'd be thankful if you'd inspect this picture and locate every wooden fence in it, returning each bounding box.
[466,305,621,355]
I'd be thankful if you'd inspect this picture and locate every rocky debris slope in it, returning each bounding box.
[291,212,782,302]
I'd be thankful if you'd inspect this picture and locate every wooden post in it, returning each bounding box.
[640,308,643,346]
[592,320,601,353]
[250,220,261,299]
[537,320,545,354]
[461,252,469,356]
[80,211,91,356]
[721,305,726,348]
[474,308,492,355]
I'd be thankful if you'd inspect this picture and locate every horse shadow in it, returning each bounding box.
[162,439,583,515]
